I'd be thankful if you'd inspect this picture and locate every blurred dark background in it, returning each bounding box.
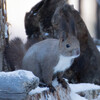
[7,0,100,40]
[69,0,100,39]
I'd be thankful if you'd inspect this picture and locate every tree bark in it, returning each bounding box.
[0,0,9,71]
[0,0,4,71]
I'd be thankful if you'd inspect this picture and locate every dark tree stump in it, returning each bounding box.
[24,0,100,84]
[25,0,66,39]
[63,5,100,84]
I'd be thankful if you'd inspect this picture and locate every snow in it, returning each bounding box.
[29,78,100,100]
[69,83,100,93]
[44,33,49,36]
[1,70,100,99]
[29,81,88,100]
[0,70,36,80]
[0,70,39,93]
[94,95,100,100]
[97,46,100,51]
[52,78,59,87]
[48,94,52,100]
[33,13,37,16]
[29,87,48,95]
[69,83,100,100]
[70,92,87,100]
[5,24,8,38]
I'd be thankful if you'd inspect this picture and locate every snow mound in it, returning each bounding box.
[0,70,36,79]
[70,92,87,100]
[69,83,100,92]
[0,70,39,93]
[29,87,48,95]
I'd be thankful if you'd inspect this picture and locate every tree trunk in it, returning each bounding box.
[0,0,8,71]
[0,0,4,71]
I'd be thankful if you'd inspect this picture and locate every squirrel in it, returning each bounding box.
[4,34,80,92]
[4,5,80,92]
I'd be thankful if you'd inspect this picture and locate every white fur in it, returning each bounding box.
[54,55,74,74]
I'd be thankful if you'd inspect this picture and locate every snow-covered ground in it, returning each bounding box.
[0,70,39,93]
[70,92,87,100]
[29,79,100,100]
[29,87,48,95]
[70,83,100,93]
[29,83,100,100]
[29,85,88,100]
[70,83,100,100]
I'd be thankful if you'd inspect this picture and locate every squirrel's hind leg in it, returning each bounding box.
[41,68,56,93]
[39,82,56,93]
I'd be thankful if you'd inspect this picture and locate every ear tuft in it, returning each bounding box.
[61,37,65,42]
[60,37,65,42]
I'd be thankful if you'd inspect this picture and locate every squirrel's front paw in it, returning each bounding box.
[39,82,47,87]
[48,84,56,93]
[57,78,68,89]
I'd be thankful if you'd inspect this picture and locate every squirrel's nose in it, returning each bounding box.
[72,48,80,56]
[76,49,80,55]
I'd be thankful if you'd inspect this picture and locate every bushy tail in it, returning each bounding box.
[4,37,26,70]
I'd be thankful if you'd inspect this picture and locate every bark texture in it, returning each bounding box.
[0,0,8,71]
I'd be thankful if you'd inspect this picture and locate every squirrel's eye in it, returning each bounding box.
[66,44,70,48]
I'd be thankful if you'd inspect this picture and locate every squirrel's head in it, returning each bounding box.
[52,4,80,58]
[58,17,80,58]
[59,34,80,58]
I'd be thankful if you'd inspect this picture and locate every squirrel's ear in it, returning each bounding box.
[59,38,62,48]
[69,17,77,36]
[59,36,66,47]
[59,31,67,42]
[60,37,64,42]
